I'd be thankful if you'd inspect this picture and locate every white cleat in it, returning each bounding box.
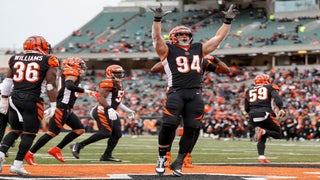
[10,164,30,176]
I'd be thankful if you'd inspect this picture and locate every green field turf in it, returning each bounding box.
[4,132,320,165]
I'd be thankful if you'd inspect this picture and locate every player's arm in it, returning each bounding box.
[209,56,230,74]
[1,69,13,98]
[202,5,238,56]
[45,56,59,103]
[0,68,13,114]
[65,75,84,93]
[244,94,250,113]
[204,56,230,74]
[150,3,170,60]
[150,62,164,73]
[271,84,285,117]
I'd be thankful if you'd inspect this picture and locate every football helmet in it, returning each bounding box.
[262,74,271,84]
[23,35,51,55]
[62,57,87,77]
[106,65,125,81]
[254,74,270,85]
[169,26,193,46]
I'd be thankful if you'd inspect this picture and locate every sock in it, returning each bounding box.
[16,134,36,161]
[79,132,108,147]
[13,160,23,166]
[30,133,52,153]
[57,131,79,149]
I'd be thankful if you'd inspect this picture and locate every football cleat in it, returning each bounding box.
[170,159,183,177]
[183,153,193,168]
[0,153,5,173]
[100,156,121,162]
[24,151,38,165]
[165,152,172,168]
[253,127,263,142]
[10,164,30,176]
[258,157,270,163]
[70,143,81,159]
[48,146,65,163]
[155,155,167,175]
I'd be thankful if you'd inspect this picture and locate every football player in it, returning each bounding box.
[70,64,135,162]
[244,74,285,163]
[24,57,100,165]
[151,3,238,175]
[150,55,230,168]
[0,35,59,175]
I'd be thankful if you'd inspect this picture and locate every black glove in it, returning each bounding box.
[150,3,171,22]
[221,4,239,24]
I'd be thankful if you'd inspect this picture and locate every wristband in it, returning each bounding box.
[212,57,220,64]
[224,18,232,24]
[154,17,162,22]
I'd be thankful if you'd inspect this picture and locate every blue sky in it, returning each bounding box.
[0,0,121,49]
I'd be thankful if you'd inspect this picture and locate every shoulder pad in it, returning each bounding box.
[48,55,60,68]
[272,84,280,90]
[100,79,114,88]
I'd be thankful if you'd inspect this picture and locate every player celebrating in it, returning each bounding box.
[70,64,135,162]
[0,35,59,175]
[24,57,100,165]
[244,74,285,163]
[150,3,238,176]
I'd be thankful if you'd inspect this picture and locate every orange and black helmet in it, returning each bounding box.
[106,64,125,81]
[254,74,271,85]
[169,26,193,45]
[23,35,51,55]
[62,57,87,77]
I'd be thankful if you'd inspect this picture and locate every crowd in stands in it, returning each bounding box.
[60,65,320,142]
[2,6,319,55]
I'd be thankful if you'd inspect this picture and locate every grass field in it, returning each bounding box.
[4,132,320,165]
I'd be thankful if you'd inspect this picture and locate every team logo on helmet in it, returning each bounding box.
[106,64,125,81]
[23,35,51,55]
[254,74,271,85]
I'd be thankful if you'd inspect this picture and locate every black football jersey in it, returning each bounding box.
[244,84,283,114]
[8,52,59,97]
[56,73,82,108]
[163,42,204,89]
[99,79,124,110]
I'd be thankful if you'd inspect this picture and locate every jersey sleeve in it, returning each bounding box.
[48,55,60,68]
[100,79,114,88]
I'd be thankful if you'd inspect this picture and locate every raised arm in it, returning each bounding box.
[203,4,239,55]
[150,3,171,60]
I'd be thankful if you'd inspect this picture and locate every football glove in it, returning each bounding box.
[0,97,9,114]
[84,89,101,99]
[127,111,135,119]
[44,102,56,120]
[107,108,118,120]
[221,4,239,24]
[150,3,171,22]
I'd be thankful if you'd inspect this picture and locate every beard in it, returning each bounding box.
[178,39,191,46]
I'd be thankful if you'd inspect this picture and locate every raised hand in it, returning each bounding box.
[150,3,171,22]
[222,4,239,24]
